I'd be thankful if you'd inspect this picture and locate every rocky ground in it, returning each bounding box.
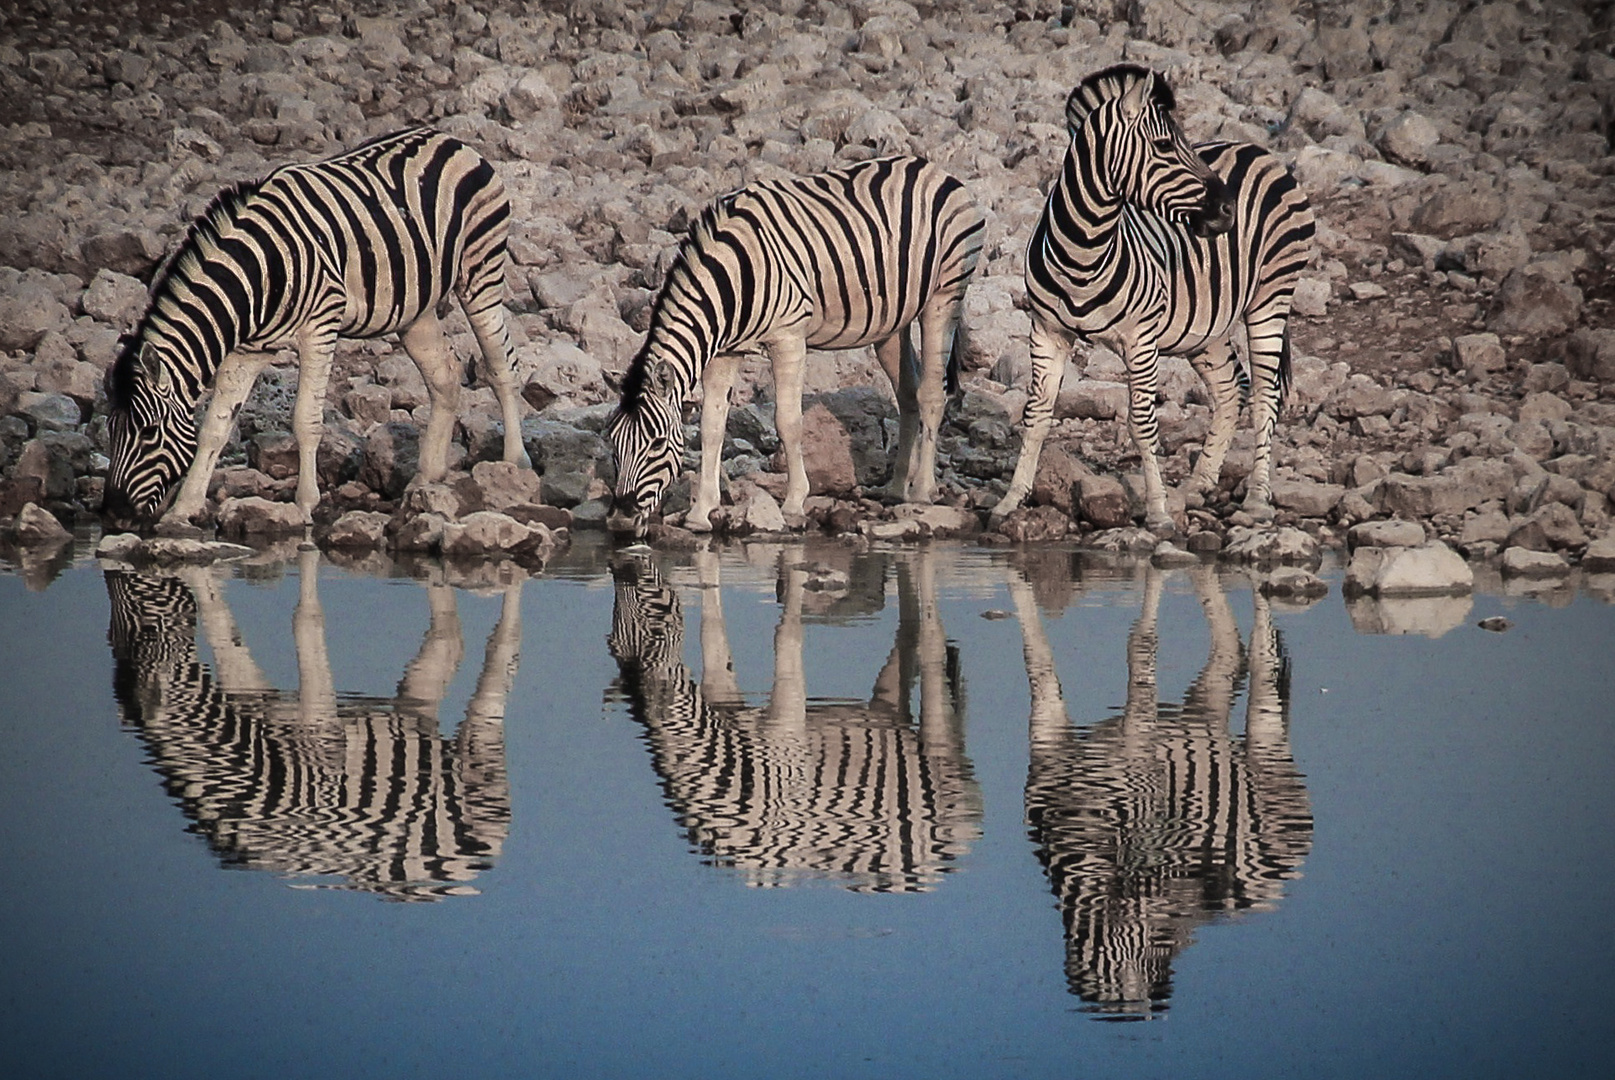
[2,0,1613,585]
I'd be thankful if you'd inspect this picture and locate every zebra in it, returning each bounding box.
[992,65,1316,535]
[1010,563,1312,1015]
[607,547,981,892]
[102,126,530,531]
[105,552,520,900]
[604,155,984,535]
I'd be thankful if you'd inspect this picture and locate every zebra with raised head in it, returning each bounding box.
[604,155,984,535]
[992,65,1315,534]
[103,127,529,530]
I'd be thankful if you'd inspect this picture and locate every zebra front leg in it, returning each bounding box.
[1185,337,1241,502]
[291,328,339,523]
[162,350,270,530]
[462,292,531,470]
[992,319,1070,523]
[400,312,464,487]
[687,351,740,532]
[769,332,811,517]
[872,331,919,502]
[1123,343,1176,537]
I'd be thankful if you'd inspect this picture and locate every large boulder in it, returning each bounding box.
[1344,541,1474,596]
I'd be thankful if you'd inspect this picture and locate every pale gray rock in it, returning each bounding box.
[1222,526,1321,568]
[1345,541,1474,596]
[324,510,392,549]
[217,496,306,537]
[1500,547,1571,577]
[441,511,534,556]
[1348,519,1426,549]
[1270,478,1344,518]
[81,268,150,328]
[470,460,542,512]
[8,502,70,546]
[1581,536,1615,573]
[1453,333,1506,377]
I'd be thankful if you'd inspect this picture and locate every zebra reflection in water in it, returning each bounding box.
[105,550,519,901]
[608,547,981,892]
[1011,564,1312,1018]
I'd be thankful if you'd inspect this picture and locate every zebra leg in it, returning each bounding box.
[461,292,532,470]
[769,332,811,517]
[1124,343,1176,537]
[993,318,1071,523]
[1242,313,1290,522]
[872,331,918,503]
[163,350,269,528]
[292,545,338,722]
[289,326,340,523]
[399,311,464,488]
[687,351,740,532]
[907,298,958,505]
[1185,337,1241,501]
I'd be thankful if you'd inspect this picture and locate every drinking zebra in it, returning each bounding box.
[102,127,530,530]
[993,65,1316,534]
[1010,564,1312,1014]
[604,155,984,535]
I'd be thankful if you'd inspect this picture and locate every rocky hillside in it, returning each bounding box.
[1,1,1612,569]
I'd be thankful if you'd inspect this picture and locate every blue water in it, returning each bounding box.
[1,537,1611,1079]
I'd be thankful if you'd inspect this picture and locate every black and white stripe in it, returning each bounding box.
[994,65,1316,533]
[605,155,984,534]
[103,127,528,528]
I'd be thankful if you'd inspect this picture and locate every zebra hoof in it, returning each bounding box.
[1145,514,1179,540]
[1243,499,1276,524]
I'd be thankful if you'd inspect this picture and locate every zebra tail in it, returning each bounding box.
[1278,321,1293,402]
[946,320,968,397]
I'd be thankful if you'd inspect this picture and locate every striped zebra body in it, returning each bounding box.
[605,155,984,534]
[103,127,529,529]
[1011,565,1312,1014]
[106,562,519,900]
[994,66,1315,533]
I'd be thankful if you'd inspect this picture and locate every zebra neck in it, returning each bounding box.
[144,277,250,403]
[1054,130,1129,254]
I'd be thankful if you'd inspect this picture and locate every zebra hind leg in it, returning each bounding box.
[1240,312,1293,523]
[871,331,918,504]
[399,312,465,487]
[460,291,531,471]
[1184,337,1241,506]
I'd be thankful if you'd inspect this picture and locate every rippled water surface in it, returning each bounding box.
[2,535,1612,1079]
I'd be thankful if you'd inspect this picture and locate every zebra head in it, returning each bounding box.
[103,333,196,527]
[1069,65,1236,239]
[605,355,685,536]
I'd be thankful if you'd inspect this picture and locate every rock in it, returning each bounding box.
[216,496,306,537]
[392,511,447,553]
[733,486,786,533]
[1478,616,1512,632]
[8,502,70,546]
[95,532,144,560]
[1566,329,1615,383]
[1409,186,1504,237]
[1056,380,1126,421]
[1506,502,1587,552]
[1348,519,1426,549]
[1344,540,1474,596]
[0,278,72,350]
[1151,541,1201,568]
[521,417,613,508]
[1581,537,1615,573]
[470,460,542,512]
[796,401,859,496]
[1489,267,1583,337]
[1030,444,1089,514]
[1077,473,1132,529]
[81,268,150,328]
[1375,110,1441,166]
[441,510,535,556]
[1453,332,1506,377]
[324,510,392,549]
[1291,277,1331,317]
[997,505,1070,543]
[140,537,256,564]
[1270,477,1344,518]
[1222,526,1321,568]
[1500,547,1570,577]
[361,422,421,500]
[1086,527,1160,554]
[894,503,981,537]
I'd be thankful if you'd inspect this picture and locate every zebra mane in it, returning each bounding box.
[107,179,262,409]
[1064,64,1177,133]
[616,198,730,412]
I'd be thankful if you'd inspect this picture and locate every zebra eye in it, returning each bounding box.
[1153,137,1176,152]
[140,423,160,442]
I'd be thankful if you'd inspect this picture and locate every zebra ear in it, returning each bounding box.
[1119,70,1155,124]
[139,343,171,395]
[647,360,677,399]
